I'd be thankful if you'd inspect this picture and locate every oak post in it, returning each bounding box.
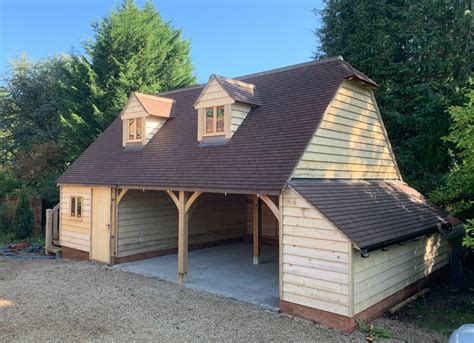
[178,191,188,284]
[253,195,261,264]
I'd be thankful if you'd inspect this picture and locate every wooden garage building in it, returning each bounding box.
[50,57,448,331]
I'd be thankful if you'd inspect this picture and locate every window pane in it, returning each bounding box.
[128,119,135,140]
[77,197,82,218]
[205,108,214,133]
[216,107,224,132]
[136,118,142,139]
[71,197,76,217]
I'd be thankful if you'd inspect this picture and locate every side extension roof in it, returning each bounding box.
[289,179,447,251]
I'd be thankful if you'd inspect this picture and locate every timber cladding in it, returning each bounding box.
[59,186,92,252]
[281,188,352,317]
[353,235,448,314]
[280,264,448,333]
[293,80,400,180]
[117,190,247,258]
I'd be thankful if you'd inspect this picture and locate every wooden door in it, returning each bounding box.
[91,187,111,263]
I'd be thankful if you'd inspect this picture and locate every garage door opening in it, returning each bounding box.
[114,190,280,309]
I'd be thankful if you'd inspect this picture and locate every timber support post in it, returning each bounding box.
[166,190,202,284]
[177,191,188,284]
[253,195,261,264]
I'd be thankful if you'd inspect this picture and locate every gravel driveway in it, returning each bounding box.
[0,257,447,342]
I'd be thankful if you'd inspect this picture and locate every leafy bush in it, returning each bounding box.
[356,319,391,341]
[14,190,34,240]
[0,169,20,235]
[431,90,474,248]
[464,219,474,249]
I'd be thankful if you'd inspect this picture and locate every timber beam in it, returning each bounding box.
[166,190,203,284]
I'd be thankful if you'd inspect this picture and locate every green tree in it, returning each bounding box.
[315,0,472,194]
[0,55,66,205]
[14,189,34,240]
[431,91,474,248]
[0,55,66,164]
[59,0,196,160]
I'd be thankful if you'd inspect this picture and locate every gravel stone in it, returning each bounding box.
[0,258,447,342]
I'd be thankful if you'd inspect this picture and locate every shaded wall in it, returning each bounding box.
[117,190,247,258]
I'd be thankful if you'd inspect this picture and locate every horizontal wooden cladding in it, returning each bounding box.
[281,188,351,316]
[60,185,92,252]
[353,235,449,314]
[195,79,234,108]
[293,80,399,180]
[60,230,90,252]
[145,117,166,143]
[230,102,252,135]
[117,190,247,257]
[282,292,350,317]
[121,96,148,119]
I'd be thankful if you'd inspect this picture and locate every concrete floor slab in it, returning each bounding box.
[115,241,279,309]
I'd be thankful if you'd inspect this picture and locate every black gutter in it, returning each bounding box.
[362,226,440,253]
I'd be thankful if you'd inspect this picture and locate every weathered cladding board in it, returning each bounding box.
[245,195,279,238]
[117,190,247,257]
[353,235,449,314]
[145,116,166,143]
[281,188,352,316]
[231,103,252,134]
[195,79,234,108]
[59,185,91,252]
[293,80,400,179]
[121,95,147,118]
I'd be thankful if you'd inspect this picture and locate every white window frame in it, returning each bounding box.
[126,118,143,143]
[203,106,225,137]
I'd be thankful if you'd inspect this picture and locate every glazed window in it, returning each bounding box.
[127,118,143,142]
[70,196,82,218]
[204,106,225,135]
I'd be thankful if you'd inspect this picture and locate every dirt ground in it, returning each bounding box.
[0,257,449,342]
[391,256,474,337]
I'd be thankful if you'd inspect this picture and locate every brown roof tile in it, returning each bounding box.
[57,57,378,193]
[133,92,174,118]
[289,179,447,250]
[214,75,262,106]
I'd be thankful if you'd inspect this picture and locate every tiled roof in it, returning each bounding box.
[133,92,174,118]
[289,179,447,250]
[57,57,377,193]
[214,75,262,106]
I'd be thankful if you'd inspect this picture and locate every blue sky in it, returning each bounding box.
[0,0,323,83]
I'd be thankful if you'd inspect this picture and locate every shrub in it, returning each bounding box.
[14,190,34,240]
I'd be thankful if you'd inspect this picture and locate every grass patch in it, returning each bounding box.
[356,319,391,341]
[0,231,44,246]
[410,297,474,335]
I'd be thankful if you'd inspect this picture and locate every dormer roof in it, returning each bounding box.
[124,92,174,118]
[194,74,261,108]
[213,75,262,106]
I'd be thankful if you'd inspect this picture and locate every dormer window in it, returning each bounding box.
[127,118,143,142]
[205,106,225,135]
[194,75,261,143]
[120,92,174,147]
